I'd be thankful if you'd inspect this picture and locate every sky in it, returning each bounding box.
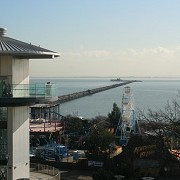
[1,0,180,77]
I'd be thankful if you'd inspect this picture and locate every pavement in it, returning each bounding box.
[30,172,53,180]
[60,170,93,180]
[30,169,93,180]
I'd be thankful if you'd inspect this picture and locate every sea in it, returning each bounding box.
[30,77,180,119]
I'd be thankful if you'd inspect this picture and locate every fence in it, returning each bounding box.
[30,163,61,180]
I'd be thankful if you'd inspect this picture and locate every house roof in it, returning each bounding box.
[0,28,60,59]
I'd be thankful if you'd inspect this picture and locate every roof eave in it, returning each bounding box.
[0,51,60,59]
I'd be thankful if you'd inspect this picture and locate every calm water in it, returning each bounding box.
[30,77,180,119]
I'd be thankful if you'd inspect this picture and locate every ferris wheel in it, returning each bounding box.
[115,86,139,145]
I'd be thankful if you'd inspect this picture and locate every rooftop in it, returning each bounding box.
[0,28,60,59]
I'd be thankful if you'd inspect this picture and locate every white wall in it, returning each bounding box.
[12,58,29,97]
[0,55,30,179]
[7,107,29,179]
[12,58,29,85]
[0,55,12,83]
[0,56,29,97]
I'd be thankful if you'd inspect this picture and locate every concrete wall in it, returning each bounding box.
[12,58,29,97]
[0,55,12,83]
[12,58,29,85]
[7,107,29,179]
[0,55,30,179]
[0,56,29,97]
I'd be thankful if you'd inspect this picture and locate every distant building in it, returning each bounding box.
[0,28,59,179]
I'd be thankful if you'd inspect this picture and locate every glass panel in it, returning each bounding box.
[13,84,28,97]
[45,83,56,97]
[0,83,56,98]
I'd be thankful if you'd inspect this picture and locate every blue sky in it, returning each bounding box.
[1,0,180,77]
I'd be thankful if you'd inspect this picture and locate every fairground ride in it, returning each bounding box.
[115,86,140,146]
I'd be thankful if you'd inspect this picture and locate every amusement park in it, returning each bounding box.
[28,85,180,179]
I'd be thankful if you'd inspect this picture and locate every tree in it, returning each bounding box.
[62,115,83,134]
[108,103,121,131]
[85,119,114,155]
[61,115,88,148]
[138,99,180,149]
[83,115,114,157]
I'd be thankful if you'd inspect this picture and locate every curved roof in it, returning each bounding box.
[0,28,60,59]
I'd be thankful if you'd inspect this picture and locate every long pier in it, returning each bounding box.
[54,80,140,104]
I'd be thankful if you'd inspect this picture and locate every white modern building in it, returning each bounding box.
[0,28,59,179]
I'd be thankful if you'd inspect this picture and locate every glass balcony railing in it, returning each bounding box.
[0,83,56,98]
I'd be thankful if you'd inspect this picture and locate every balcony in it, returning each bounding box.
[0,83,57,106]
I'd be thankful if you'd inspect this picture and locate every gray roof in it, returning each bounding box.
[0,28,60,59]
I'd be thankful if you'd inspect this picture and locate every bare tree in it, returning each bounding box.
[138,99,180,149]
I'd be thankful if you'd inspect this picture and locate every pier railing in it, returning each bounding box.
[0,83,56,98]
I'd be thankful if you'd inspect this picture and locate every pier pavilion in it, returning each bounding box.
[0,28,59,179]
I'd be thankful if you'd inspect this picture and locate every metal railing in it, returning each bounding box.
[30,163,60,180]
[0,83,56,98]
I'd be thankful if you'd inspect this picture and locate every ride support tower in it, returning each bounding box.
[115,86,139,146]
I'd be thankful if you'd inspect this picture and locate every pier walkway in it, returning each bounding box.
[55,80,140,104]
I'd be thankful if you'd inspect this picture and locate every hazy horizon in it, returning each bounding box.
[1,0,180,77]
[30,75,180,79]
